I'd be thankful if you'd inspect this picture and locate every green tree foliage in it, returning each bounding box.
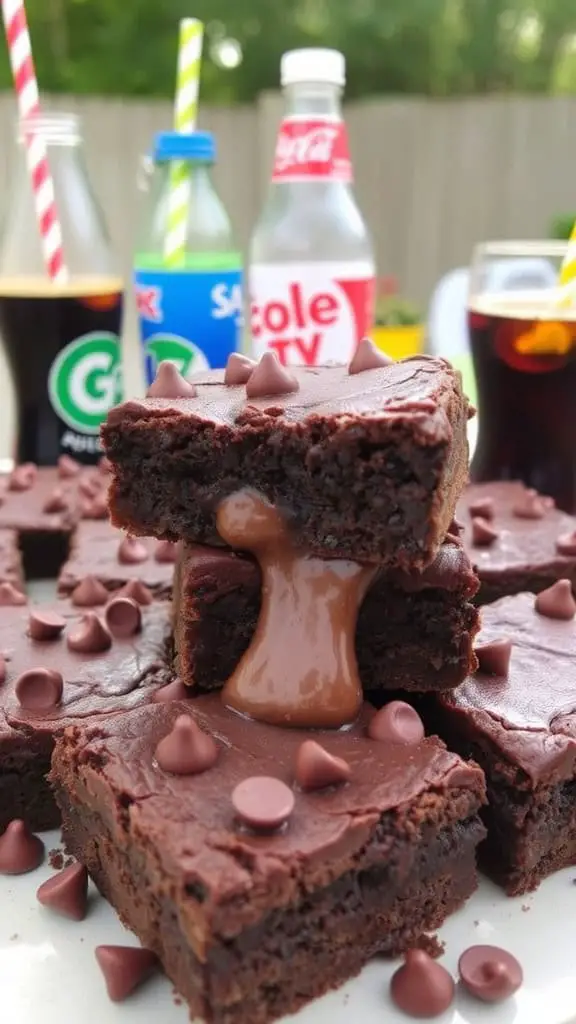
[1,0,576,100]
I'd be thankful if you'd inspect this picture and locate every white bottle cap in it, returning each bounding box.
[281,49,345,87]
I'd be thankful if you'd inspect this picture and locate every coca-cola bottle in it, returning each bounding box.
[249,48,376,366]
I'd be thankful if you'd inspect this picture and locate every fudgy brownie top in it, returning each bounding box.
[55,694,485,937]
[439,587,576,785]
[0,594,171,742]
[0,458,110,534]
[57,520,177,597]
[107,355,465,439]
[457,481,576,585]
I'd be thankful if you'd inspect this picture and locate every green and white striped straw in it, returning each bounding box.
[164,18,204,267]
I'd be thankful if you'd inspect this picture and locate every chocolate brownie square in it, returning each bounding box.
[173,537,480,694]
[57,520,177,599]
[103,354,471,568]
[0,593,171,832]
[434,584,576,895]
[457,481,576,605]
[51,696,485,1024]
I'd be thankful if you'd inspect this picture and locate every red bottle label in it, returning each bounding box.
[250,261,375,365]
[271,117,352,183]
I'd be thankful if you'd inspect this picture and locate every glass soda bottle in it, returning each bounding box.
[0,112,123,467]
[249,48,376,366]
[134,131,243,384]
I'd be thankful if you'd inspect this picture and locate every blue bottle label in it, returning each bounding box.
[134,266,243,384]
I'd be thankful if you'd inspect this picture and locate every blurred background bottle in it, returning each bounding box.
[0,112,123,467]
[134,131,243,385]
[249,48,375,366]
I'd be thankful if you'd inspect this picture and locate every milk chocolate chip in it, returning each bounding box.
[57,454,81,479]
[42,487,68,513]
[37,862,89,921]
[151,677,189,703]
[155,714,218,775]
[80,495,108,520]
[117,536,148,565]
[15,668,64,710]
[78,473,101,498]
[555,531,576,557]
[224,352,256,385]
[0,582,26,606]
[458,944,523,1003]
[295,740,351,792]
[348,337,393,374]
[95,945,158,1002]
[105,597,142,638]
[67,612,112,653]
[390,949,455,1018]
[468,496,495,520]
[154,539,178,564]
[512,494,546,520]
[71,575,109,607]
[8,462,37,492]
[118,579,153,606]
[535,579,576,620]
[475,638,512,676]
[471,516,499,547]
[146,360,197,399]
[368,701,425,745]
[28,609,66,641]
[245,352,299,398]
[0,820,45,875]
[232,776,295,832]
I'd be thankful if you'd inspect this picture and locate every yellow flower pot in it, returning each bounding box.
[371,323,425,360]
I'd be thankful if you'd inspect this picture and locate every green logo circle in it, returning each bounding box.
[48,332,123,434]
[144,334,210,377]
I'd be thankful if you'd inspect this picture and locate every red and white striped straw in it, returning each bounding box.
[1,0,67,281]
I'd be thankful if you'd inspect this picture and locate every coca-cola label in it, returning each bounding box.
[271,118,352,183]
[250,262,375,366]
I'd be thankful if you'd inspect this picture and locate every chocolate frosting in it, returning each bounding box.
[440,591,576,783]
[0,599,171,738]
[61,694,485,932]
[457,482,576,587]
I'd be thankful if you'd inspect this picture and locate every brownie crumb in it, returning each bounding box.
[48,849,64,870]
[416,933,445,959]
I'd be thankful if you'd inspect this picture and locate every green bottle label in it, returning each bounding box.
[135,251,243,272]
[48,331,123,434]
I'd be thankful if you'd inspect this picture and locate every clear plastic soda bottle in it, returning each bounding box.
[249,48,376,367]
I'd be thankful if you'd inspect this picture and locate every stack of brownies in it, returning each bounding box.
[50,343,493,1023]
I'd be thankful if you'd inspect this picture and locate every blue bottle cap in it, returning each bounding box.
[153,130,215,164]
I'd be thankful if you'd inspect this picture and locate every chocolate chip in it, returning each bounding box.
[117,536,149,565]
[368,701,425,745]
[0,820,45,875]
[67,613,112,654]
[475,639,512,677]
[71,575,109,607]
[105,596,142,638]
[80,495,108,520]
[154,539,178,564]
[0,654,6,684]
[390,949,455,1018]
[8,462,37,492]
[37,862,88,920]
[556,531,576,557]
[224,352,256,385]
[42,487,68,513]
[78,473,101,498]
[118,579,153,606]
[535,579,576,620]
[232,776,295,832]
[146,360,197,399]
[348,337,394,374]
[28,609,66,641]
[15,668,63,710]
[512,494,546,519]
[155,714,218,775]
[471,516,499,547]
[57,454,81,479]
[95,945,158,1002]
[151,677,189,703]
[295,740,351,792]
[468,496,495,520]
[448,516,464,536]
[245,352,299,398]
[0,582,26,605]
[458,944,523,1003]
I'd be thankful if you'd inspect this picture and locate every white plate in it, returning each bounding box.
[1,833,576,1024]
